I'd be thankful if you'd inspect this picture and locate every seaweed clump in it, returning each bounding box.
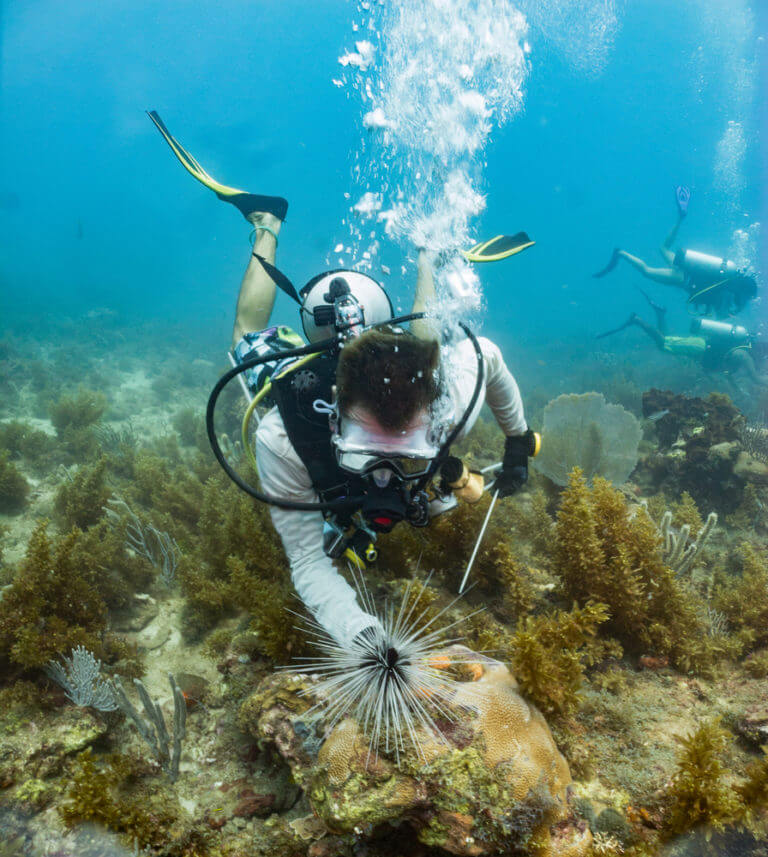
[0,523,107,670]
[379,497,539,616]
[552,469,712,671]
[662,719,741,838]
[172,473,301,663]
[59,749,204,855]
[662,721,768,847]
[714,543,768,652]
[0,420,56,471]
[0,520,148,674]
[670,491,704,532]
[54,457,110,529]
[509,600,613,717]
[228,557,308,663]
[49,386,108,460]
[0,453,29,514]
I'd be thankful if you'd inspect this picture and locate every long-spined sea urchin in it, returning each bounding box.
[288,571,480,763]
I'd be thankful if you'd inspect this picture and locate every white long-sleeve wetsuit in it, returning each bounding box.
[255,336,527,646]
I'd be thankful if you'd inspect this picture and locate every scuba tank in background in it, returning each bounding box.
[675,249,739,282]
[690,318,751,348]
[676,249,758,317]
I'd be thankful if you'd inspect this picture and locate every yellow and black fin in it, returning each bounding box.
[146,110,288,221]
[464,232,535,263]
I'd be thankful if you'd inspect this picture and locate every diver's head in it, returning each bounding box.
[730,271,758,313]
[331,327,444,481]
[300,269,393,343]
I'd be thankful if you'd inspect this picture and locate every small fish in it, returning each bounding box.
[646,409,670,421]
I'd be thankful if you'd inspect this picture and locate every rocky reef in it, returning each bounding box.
[636,388,768,514]
[1,326,767,857]
[239,650,590,857]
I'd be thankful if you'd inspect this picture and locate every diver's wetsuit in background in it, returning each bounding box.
[255,335,527,646]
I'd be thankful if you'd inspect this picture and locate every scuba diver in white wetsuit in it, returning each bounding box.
[148,112,540,650]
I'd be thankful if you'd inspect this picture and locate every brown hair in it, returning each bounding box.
[336,328,441,431]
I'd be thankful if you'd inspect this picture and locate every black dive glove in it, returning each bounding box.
[496,429,538,498]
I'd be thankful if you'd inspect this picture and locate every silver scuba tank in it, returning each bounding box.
[690,318,750,347]
[675,249,739,281]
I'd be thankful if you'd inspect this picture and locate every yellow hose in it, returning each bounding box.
[241,353,321,474]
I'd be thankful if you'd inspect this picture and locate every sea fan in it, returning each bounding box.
[289,572,478,762]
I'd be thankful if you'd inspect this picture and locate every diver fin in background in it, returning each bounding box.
[636,286,668,331]
[146,110,288,222]
[593,248,621,278]
[464,232,535,263]
[596,313,640,340]
[675,184,691,218]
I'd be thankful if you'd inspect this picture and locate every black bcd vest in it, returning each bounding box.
[269,353,366,518]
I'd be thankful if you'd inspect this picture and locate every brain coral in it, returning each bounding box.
[240,648,591,856]
[452,657,573,798]
[533,392,641,486]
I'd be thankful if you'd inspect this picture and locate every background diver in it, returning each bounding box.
[149,111,539,650]
[593,185,758,319]
[597,288,768,390]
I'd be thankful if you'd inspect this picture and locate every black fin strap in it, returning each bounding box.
[252,253,301,304]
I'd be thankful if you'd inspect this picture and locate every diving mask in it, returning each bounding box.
[330,407,446,481]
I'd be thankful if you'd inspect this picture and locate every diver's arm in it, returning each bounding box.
[478,337,531,497]
[479,337,528,436]
[410,249,440,342]
[255,425,382,646]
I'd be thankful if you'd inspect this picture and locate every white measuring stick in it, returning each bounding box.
[459,488,499,594]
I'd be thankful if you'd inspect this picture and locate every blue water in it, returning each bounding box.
[1,0,765,381]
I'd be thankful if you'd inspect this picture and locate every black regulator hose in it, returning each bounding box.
[206,312,437,512]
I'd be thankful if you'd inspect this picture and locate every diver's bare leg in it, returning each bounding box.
[232,212,283,346]
[617,251,685,288]
[411,249,439,342]
[659,214,684,265]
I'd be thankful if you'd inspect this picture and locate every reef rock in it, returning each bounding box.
[637,389,748,512]
[0,705,106,793]
[239,648,591,856]
[734,450,768,484]
[642,388,744,450]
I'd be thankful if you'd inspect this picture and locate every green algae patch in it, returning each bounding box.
[58,750,206,856]
[4,705,106,777]
[0,452,29,515]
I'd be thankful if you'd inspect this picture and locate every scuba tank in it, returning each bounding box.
[690,318,751,348]
[675,249,738,282]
